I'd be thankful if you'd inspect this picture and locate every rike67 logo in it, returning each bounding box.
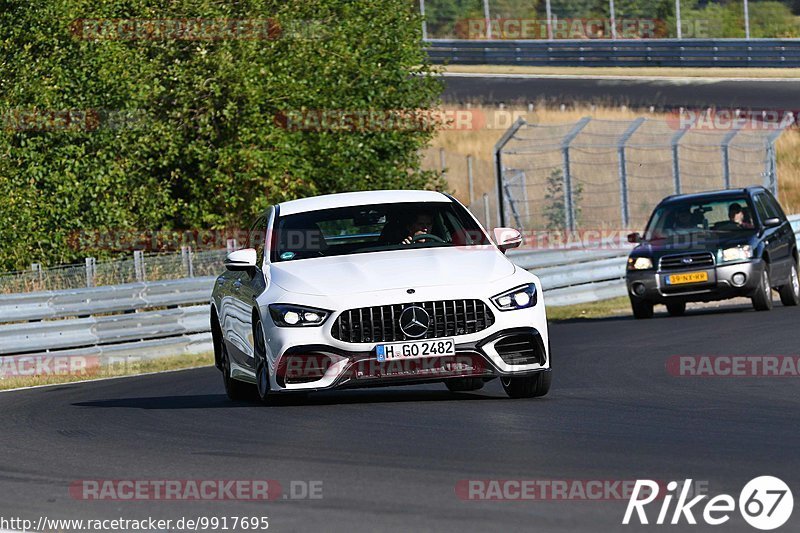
[623,477,793,530]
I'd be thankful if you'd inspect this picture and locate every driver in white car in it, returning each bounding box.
[401,210,436,245]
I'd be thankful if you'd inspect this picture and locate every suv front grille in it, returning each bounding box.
[659,252,714,271]
[331,300,495,343]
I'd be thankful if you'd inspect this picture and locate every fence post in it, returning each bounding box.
[133,250,146,282]
[419,0,427,40]
[467,154,474,207]
[618,118,646,229]
[439,148,446,177]
[85,257,96,288]
[561,117,592,231]
[483,193,491,229]
[721,123,743,189]
[181,246,194,278]
[764,128,786,195]
[31,263,42,285]
[226,239,238,254]
[493,117,527,227]
[671,126,690,194]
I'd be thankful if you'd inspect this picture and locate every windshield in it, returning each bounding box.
[273,201,491,262]
[644,197,756,240]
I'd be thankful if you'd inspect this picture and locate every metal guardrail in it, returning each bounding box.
[426,39,800,67]
[2,218,799,359]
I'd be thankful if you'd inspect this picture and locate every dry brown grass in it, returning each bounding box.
[424,104,800,224]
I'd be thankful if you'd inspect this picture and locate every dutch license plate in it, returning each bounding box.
[376,338,456,361]
[667,271,708,285]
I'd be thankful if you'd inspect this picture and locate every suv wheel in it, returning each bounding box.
[666,302,686,316]
[501,372,551,399]
[778,261,800,306]
[630,297,654,319]
[752,267,774,311]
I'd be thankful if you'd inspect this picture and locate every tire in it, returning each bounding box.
[501,372,551,399]
[666,302,686,316]
[221,344,253,401]
[445,377,484,392]
[254,318,271,404]
[630,297,654,319]
[751,266,774,311]
[778,261,800,306]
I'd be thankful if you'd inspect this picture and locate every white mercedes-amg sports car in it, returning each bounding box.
[211,190,551,402]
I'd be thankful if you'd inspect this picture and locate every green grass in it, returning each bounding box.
[546,296,631,321]
[0,351,214,391]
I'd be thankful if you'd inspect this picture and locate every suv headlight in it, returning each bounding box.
[491,283,537,311]
[720,245,752,262]
[269,304,331,327]
[627,257,653,270]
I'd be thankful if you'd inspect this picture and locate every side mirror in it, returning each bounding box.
[627,232,642,244]
[493,227,523,253]
[225,248,257,272]
[763,217,781,228]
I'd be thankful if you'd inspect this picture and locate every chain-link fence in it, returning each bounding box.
[496,116,790,232]
[0,248,227,294]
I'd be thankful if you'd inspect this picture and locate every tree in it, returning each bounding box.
[0,0,443,269]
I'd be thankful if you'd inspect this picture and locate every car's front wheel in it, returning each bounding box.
[221,344,254,401]
[752,267,774,311]
[630,297,654,319]
[254,318,271,404]
[778,261,800,306]
[501,372,551,399]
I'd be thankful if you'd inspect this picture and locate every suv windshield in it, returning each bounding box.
[273,201,490,262]
[644,197,756,240]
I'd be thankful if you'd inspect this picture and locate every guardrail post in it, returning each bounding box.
[618,118,645,229]
[671,126,690,194]
[133,250,146,282]
[181,246,194,278]
[85,257,96,288]
[721,122,743,189]
[561,117,592,231]
[493,117,527,227]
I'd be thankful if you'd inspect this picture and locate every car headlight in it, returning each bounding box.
[491,283,537,311]
[269,304,331,327]
[627,256,653,270]
[720,245,753,262]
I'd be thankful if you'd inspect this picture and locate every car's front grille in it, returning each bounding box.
[331,300,495,343]
[659,252,714,271]
[493,334,546,366]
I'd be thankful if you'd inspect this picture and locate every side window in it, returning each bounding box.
[763,193,786,221]
[248,208,272,267]
[753,195,772,225]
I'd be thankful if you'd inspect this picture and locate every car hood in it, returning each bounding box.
[633,231,757,257]
[268,246,516,296]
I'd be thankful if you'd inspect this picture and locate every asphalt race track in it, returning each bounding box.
[442,73,800,110]
[1,301,799,532]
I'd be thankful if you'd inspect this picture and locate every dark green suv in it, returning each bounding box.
[626,186,799,318]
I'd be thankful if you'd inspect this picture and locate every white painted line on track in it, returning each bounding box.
[440,71,800,83]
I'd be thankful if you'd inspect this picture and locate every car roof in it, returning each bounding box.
[659,186,766,206]
[277,190,452,216]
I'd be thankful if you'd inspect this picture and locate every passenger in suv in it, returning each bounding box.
[625,186,799,318]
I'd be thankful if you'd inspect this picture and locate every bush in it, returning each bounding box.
[0,0,443,270]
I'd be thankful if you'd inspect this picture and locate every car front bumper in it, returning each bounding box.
[626,258,765,304]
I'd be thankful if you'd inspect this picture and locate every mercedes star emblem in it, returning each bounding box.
[399,306,430,338]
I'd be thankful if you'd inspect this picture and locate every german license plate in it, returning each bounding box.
[376,338,456,361]
[666,271,708,285]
